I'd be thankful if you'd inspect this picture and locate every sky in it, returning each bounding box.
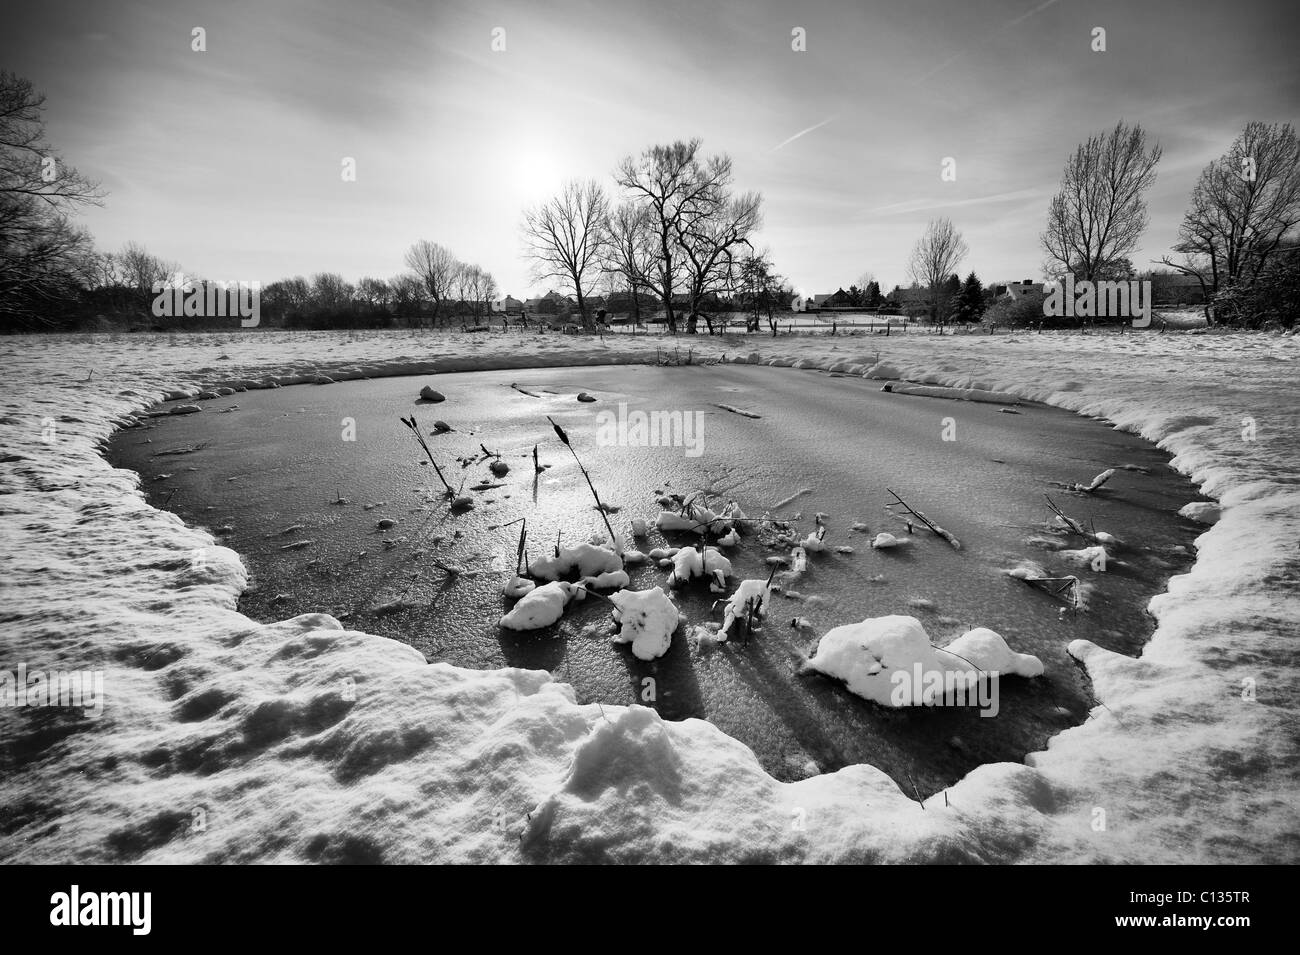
[4,0,1298,297]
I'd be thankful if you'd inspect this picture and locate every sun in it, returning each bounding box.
[508,150,566,202]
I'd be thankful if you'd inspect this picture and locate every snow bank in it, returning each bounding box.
[2,327,1297,864]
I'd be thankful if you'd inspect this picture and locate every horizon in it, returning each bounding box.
[3,0,1297,298]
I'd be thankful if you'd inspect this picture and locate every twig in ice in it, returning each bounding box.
[1072,468,1115,493]
[400,415,455,496]
[884,489,961,549]
[547,415,621,560]
[1044,495,1103,544]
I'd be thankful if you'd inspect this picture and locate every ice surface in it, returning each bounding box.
[2,328,1297,863]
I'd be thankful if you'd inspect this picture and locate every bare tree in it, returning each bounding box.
[616,139,738,333]
[522,179,608,327]
[389,273,427,326]
[0,72,106,325]
[464,265,497,321]
[1159,122,1300,321]
[738,251,789,336]
[603,202,658,323]
[675,185,762,334]
[357,277,392,310]
[907,218,969,327]
[404,240,460,325]
[311,272,353,310]
[1042,121,1162,283]
[117,241,180,296]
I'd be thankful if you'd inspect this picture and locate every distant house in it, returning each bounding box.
[523,290,575,315]
[493,294,524,314]
[1003,279,1044,302]
[791,293,809,312]
[811,293,835,308]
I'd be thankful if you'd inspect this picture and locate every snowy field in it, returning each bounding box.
[1,327,1296,863]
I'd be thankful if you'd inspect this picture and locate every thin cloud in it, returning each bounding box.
[771,117,835,152]
[868,187,1049,216]
[918,0,1063,82]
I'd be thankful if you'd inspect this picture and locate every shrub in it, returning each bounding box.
[980,292,1046,327]
[1212,252,1300,328]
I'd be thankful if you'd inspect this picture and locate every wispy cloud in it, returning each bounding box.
[918,0,1063,83]
[868,187,1051,217]
[771,117,835,152]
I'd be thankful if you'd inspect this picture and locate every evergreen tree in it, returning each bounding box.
[954,271,985,323]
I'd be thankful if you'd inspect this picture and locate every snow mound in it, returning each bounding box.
[502,576,536,598]
[667,546,732,587]
[871,532,910,549]
[500,581,575,630]
[1060,545,1111,570]
[808,615,938,705]
[940,628,1044,678]
[528,543,621,581]
[580,569,630,591]
[1179,501,1221,525]
[720,578,772,639]
[609,587,679,660]
[808,615,1042,705]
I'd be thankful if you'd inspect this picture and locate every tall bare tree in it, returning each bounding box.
[907,217,969,327]
[1041,121,1162,282]
[1159,122,1300,319]
[675,185,762,334]
[521,179,608,327]
[616,139,740,333]
[1,72,105,326]
[455,263,497,321]
[602,202,657,323]
[404,239,460,325]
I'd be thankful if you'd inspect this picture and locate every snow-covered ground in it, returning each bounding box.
[1,327,1296,863]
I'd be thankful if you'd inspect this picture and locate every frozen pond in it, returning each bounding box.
[108,363,1208,792]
